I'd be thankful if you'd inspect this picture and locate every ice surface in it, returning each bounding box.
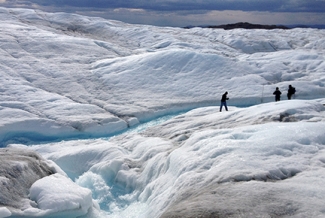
[0,148,55,215]
[28,173,94,217]
[21,101,325,218]
[0,207,11,218]
[1,7,325,146]
[0,147,98,217]
[0,6,325,218]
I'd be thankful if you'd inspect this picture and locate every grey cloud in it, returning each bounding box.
[2,0,325,13]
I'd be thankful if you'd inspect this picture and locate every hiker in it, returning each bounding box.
[273,87,281,102]
[287,85,296,100]
[220,92,229,112]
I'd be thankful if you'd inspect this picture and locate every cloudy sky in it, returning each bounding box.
[1,0,325,27]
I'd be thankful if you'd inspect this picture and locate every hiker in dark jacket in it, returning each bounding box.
[287,85,296,100]
[220,92,229,112]
[273,87,281,102]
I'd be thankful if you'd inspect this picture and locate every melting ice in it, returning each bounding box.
[0,7,325,218]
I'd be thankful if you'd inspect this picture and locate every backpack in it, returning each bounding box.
[292,87,296,94]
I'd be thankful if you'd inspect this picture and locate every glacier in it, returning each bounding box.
[0,7,325,218]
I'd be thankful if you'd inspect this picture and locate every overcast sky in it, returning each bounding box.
[1,0,325,27]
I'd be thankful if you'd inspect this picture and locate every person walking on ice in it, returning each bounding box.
[273,87,282,102]
[220,91,229,112]
[287,85,296,100]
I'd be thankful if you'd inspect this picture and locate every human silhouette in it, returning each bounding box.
[273,87,281,102]
[287,85,296,100]
[220,92,229,112]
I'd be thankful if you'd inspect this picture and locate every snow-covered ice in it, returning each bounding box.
[0,147,97,218]
[0,7,325,218]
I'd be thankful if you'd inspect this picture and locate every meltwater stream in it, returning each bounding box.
[1,111,184,218]
[73,113,180,217]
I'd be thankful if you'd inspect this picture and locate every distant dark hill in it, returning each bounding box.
[185,22,290,30]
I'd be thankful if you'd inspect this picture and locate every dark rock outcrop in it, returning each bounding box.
[185,22,290,30]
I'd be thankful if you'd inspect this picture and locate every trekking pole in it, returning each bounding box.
[261,85,264,103]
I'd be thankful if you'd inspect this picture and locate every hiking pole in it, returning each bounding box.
[261,85,264,103]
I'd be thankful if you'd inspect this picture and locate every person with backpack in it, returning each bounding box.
[220,92,229,112]
[287,85,296,100]
[273,87,282,102]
